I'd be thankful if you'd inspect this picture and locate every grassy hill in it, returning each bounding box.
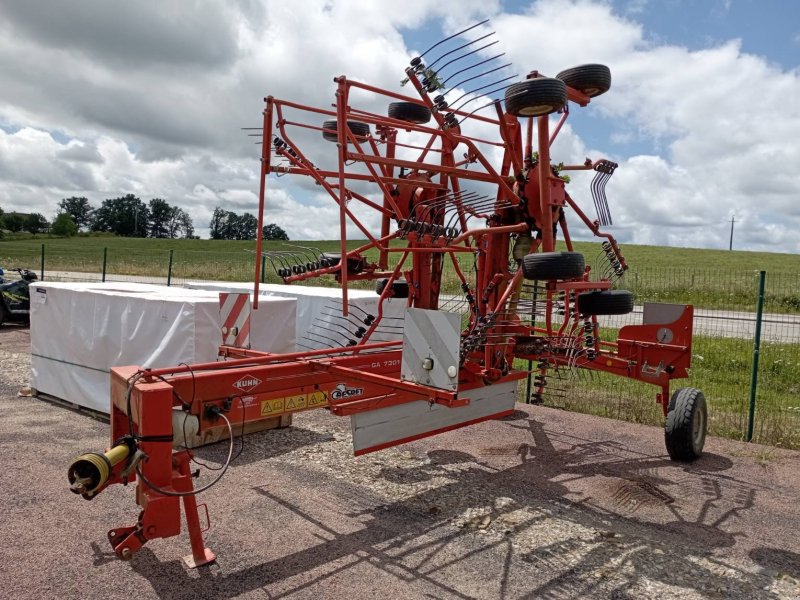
[2,235,799,272]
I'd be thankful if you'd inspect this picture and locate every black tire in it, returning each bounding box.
[0,303,6,327]
[665,388,707,461]
[555,64,611,98]
[319,252,341,268]
[505,78,567,117]
[388,102,431,125]
[321,120,370,143]
[318,253,365,274]
[577,290,634,315]
[521,251,585,280]
[375,278,409,298]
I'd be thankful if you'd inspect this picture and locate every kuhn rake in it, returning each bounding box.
[68,22,706,567]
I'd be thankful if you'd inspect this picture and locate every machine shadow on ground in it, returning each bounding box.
[117,411,793,600]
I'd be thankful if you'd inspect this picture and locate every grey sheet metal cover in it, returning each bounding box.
[350,379,518,455]
[400,308,460,391]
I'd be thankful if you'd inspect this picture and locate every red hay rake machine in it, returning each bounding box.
[67,21,707,568]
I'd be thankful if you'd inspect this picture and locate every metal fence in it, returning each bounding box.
[5,243,799,449]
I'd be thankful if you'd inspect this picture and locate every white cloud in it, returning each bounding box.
[0,0,797,253]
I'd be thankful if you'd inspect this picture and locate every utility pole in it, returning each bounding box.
[729,214,735,251]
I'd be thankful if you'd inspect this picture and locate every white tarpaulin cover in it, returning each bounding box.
[184,282,406,351]
[30,282,296,413]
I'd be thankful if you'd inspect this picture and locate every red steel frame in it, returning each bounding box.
[71,64,695,567]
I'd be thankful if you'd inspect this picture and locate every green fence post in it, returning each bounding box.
[261,255,267,284]
[747,270,766,442]
[40,243,45,280]
[101,247,108,282]
[167,249,174,287]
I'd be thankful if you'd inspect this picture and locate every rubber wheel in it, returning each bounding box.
[318,253,364,274]
[505,78,567,117]
[375,278,409,298]
[388,102,431,125]
[321,120,370,143]
[665,388,707,461]
[577,290,634,315]
[555,64,611,98]
[521,251,585,280]
[0,304,6,327]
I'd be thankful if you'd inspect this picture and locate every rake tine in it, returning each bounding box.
[448,74,518,109]
[416,19,490,61]
[439,50,505,86]
[427,32,497,70]
[444,63,513,95]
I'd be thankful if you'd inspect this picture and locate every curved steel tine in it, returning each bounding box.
[427,32,496,70]
[444,63,513,95]
[441,51,505,87]
[447,74,517,109]
[416,19,490,60]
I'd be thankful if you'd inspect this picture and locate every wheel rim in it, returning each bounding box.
[518,104,554,116]
[582,87,600,96]
[692,405,706,449]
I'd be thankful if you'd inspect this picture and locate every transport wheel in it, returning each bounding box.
[0,304,6,327]
[505,78,567,117]
[521,251,585,280]
[665,388,707,461]
[577,290,634,315]
[375,278,410,298]
[555,64,611,98]
[388,102,431,124]
[321,120,370,142]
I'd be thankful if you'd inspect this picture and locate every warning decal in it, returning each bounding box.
[259,391,328,416]
[260,398,285,416]
[284,394,307,411]
[308,391,328,408]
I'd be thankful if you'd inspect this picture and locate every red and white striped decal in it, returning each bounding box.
[219,292,251,348]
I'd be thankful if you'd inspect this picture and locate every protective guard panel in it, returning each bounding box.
[400,308,460,392]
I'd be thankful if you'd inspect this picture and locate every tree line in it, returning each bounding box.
[0,195,194,239]
[0,198,289,241]
[209,207,289,241]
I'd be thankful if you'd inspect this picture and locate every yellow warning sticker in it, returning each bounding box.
[260,397,285,416]
[307,391,328,408]
[283,394,307,411]
[260,391,328,417]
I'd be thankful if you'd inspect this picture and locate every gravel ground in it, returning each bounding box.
[1,326,799,600]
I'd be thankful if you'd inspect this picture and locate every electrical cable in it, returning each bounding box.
[134,410,234,497]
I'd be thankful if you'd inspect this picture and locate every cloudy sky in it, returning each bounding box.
[0,0,798,251]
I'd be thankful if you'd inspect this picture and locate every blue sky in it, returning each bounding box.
[0,0,798,252]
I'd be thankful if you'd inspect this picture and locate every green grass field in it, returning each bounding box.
[2,235,799,310]
[3,234,800,272]
[533,334,800,449]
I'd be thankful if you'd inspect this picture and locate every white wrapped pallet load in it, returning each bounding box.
[30,282,296,414]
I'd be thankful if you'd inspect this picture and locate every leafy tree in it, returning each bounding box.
[233,213,258,240]
[0,205,4,229]
[148,198,173,238]
[58,197,94,231]
[25,213,49,235]
[208,206,260,240]
[91,194,149,237]
[51,213,78,237]
[168,207,194,239]
[209,207,228,240]
[263,223,289,240]
[3,213,25,232]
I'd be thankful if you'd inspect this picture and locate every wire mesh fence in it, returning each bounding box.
[3,243,798,449]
